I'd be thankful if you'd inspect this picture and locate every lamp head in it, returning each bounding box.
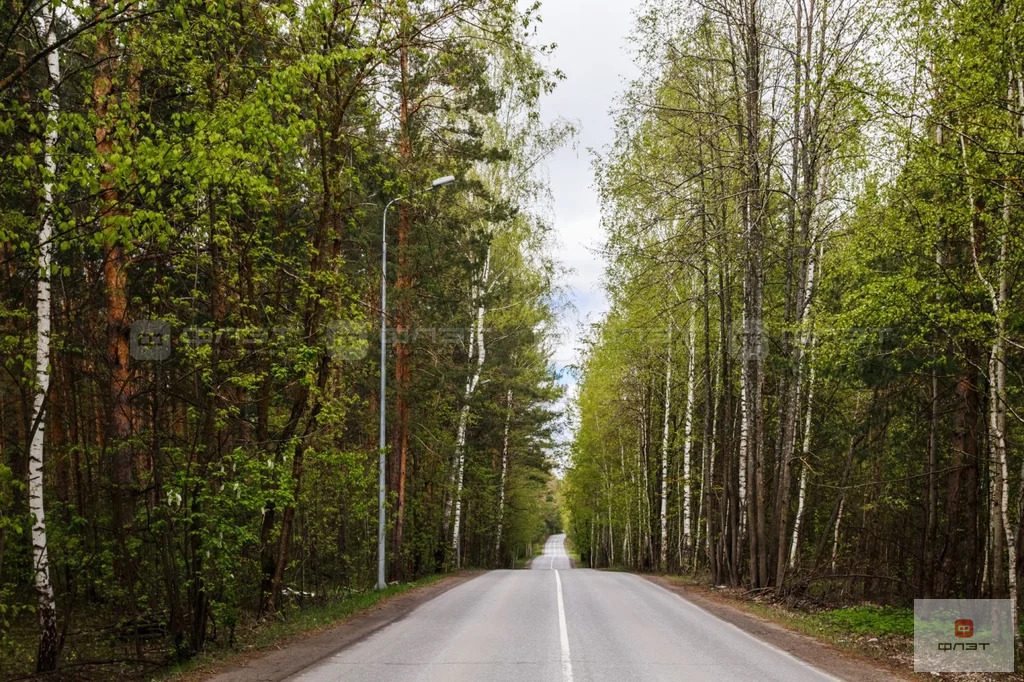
[430,175,456,189]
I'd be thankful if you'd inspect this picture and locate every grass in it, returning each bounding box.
[661,572,703,586]
[740,601,914,643]
[659,575,914,638]
[564,536,582,567]
[658,575,914,669]
[157,574,446,680]
[513,542,544,569]
[821,605,915,637]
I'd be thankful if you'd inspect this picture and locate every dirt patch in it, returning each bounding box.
[180,572,481,682]
[643,576,910,682]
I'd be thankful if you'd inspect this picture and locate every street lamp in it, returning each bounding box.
[377,174,456,590]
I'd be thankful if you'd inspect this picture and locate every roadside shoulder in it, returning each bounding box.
[174,572,481,682]
[642,575,910,682]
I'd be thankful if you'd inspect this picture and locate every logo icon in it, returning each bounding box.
[130,320,172,361]
[954,619,974,638]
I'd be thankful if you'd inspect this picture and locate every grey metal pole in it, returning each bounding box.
[377,198,396,591]
[376,175,454,591]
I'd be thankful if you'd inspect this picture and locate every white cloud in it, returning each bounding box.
[529,0,646,443]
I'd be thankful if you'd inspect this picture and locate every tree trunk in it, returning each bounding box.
[264,357,329,614]
[29,6,60,671]
[451,249,489,567]
[494,388,512,566]
[788,354,814,570]
[831,496,844,572]
[925,365,941,597]
[659,322,673,572]
[92,0,137,588]
[681,281,697,560]
[775,246,816,585]
[974,176,1014,635]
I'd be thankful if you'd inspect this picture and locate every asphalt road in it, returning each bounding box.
[290,534,838,682]
[532,533,573,570]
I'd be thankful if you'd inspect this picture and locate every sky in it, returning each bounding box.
[531,0,645,433]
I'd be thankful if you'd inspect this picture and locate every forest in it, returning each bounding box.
[0,0,567,676]
[565,0,1024,639]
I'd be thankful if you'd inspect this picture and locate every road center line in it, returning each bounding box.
[554,569,574,682]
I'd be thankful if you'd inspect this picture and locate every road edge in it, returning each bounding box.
[641,575,911,682]
[182,572,482,682]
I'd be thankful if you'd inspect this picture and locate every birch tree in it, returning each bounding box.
[681,281,697,557]
[450,248,490,568]
[659,322,672,571]
[27,3,61,672]
[494,388,513,565]
[1,0,564,674]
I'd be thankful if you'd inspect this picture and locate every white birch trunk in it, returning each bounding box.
[644,410,655,566]
[788,249,820,569]
[29,5,61,671]
[607,489,615,566]
[982,530,990,593]
[831,496,844,573]
[493,388,512,565]
[451,249,489,568]
[632,424,645,567]
[443,330,473,534]
[788,357,814,569]
[738,306,749,538]
[965,129,1017,643]
[699,378,720,571]
[619,434,631,567]
[681,294,697,556]
[676,421,683,563]
[991,224,1014,643]
[659,323,673,572]
[590,521,595,568]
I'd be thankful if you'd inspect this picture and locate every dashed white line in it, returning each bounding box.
[555,569,574,682]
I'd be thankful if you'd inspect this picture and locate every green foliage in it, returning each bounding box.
[0,0,566,675]
[565,0,1024,619]
[820,606,915,637]
[158,574,448,680]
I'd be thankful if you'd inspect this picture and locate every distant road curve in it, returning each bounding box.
[531,533,573,570]
[292,533,843,681]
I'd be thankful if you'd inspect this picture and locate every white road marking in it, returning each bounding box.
[555,569,574,682]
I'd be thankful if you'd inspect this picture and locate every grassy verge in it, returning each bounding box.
[158,574,446,681]
[564,537,582,567]
[514,543,544,569]
[659,575,915,671]
[743,601,913,649]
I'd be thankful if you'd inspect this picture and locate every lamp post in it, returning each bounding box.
[377,174,455,591]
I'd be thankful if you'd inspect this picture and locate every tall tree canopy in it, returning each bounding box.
[566,0,1024,627]
[0,0,567,674]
